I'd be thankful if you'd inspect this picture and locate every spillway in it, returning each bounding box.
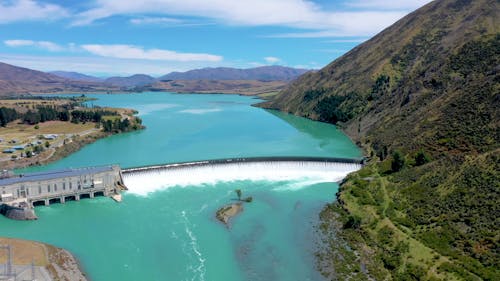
[121,157,363,196]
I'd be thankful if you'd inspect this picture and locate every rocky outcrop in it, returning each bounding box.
[216,203,243,225]
[0,204,38,220]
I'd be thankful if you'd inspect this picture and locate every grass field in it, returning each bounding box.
[0,237,48,266]
[0,121,96,150]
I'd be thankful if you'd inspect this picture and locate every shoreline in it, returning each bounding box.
[0,237,88,281]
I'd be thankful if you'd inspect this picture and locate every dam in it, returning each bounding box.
[0,157,363,219]
[121,157,363,195]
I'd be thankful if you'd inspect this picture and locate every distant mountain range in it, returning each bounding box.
[0,64,309,95]
[159,66,309,81]
[51,66,309,86]
[104,74,157,88]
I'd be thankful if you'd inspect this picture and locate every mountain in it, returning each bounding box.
[159,66,309,81]
[261,0,499,280]
[0,62,113,95]
[104,74,157,88]
[149,79,287,95]
[50,71,103,83]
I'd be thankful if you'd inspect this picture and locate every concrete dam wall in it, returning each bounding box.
[122,157,363,196]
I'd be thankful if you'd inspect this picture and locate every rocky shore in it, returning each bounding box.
[0,237,88,281]
[0,204,37,220]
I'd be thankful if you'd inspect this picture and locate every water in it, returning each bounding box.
[20,92,360,171]
[2,92,361,281]
[122,161,361,196]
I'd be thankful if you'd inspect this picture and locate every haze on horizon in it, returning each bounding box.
[0,0,430,76]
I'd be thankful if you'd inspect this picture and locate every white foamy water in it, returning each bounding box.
[136,103,179,115]
[181,211,206,281]
[179,108,222,114]
[122,161,361,196]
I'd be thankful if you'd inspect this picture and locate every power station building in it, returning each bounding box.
[0,165,123,208]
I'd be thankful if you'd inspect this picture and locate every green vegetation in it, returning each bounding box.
[324,151,499,280]
[1,98,143,133]
[262,0,499,280]
[391,151,405,172]
[0,107,18,126]
[234,189,253,203]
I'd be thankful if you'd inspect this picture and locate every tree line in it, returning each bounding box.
[0,105,119,127]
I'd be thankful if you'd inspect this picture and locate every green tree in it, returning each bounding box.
[415,150,430,166]
[235,189,242,200]
[391,151,405,172]
[344,215,362,229]
[34,145,43,153]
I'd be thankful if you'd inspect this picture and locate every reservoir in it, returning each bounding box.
[1,92,361,281]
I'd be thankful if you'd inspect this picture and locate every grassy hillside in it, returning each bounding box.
[261,0,499,280]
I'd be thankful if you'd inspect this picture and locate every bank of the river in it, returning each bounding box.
[0,237,87,281]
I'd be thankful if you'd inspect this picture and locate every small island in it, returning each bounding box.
[216,189,253,226]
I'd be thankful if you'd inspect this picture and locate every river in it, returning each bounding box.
[1,92,361,281]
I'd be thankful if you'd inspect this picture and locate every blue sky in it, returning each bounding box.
[0,0,431,77]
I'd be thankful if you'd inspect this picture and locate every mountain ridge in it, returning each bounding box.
[260,0,499,280]
[49,71,103,83]
[159,65,310,81]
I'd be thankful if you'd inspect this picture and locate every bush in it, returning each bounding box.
[414,150,430,166]
[344,215,362,229]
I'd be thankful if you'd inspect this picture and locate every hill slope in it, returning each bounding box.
[262,0,499,280]
[160,66,309,81]
[0,62,114,95]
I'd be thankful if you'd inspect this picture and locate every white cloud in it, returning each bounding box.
[4,39,34,47]
[80,44,222,62]
[267,10,406,38]
[71,0,429,37]
[34,41,64,52]
[129,16,213,27]
[0,0,68,24]
[0,54,225,76]
[264,57,280,64]
[4,39,222,62]
[4,39,64,51]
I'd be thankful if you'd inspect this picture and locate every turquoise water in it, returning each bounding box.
[2,92,361,280]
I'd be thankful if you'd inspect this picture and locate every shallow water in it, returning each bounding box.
[3,92,361,280]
